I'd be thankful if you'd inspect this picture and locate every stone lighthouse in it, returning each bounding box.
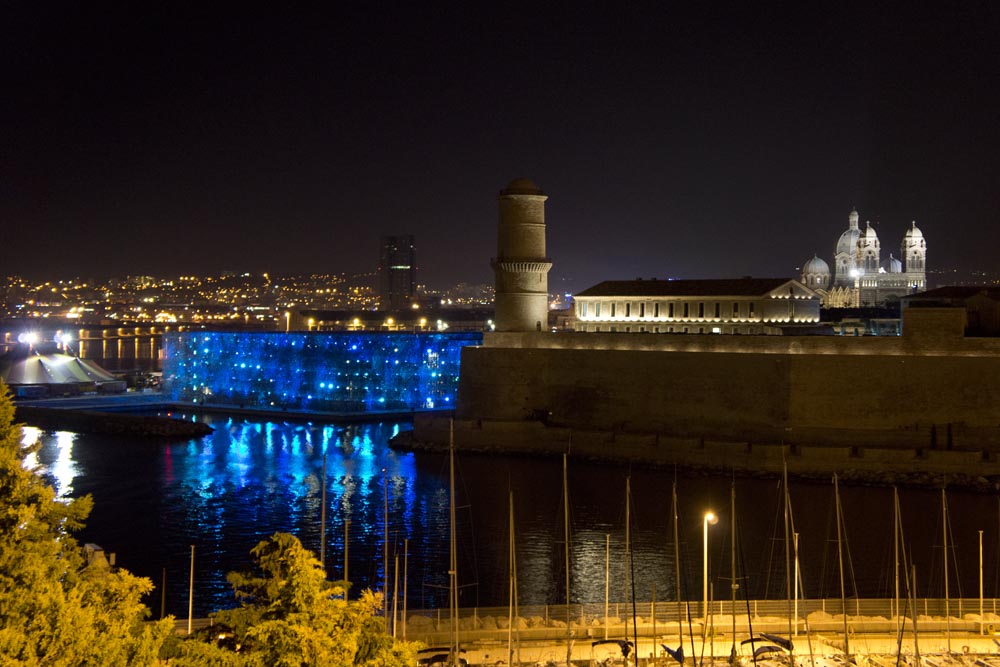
[491,178,552,332]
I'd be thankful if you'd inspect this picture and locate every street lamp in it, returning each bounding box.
[703,510,718,622]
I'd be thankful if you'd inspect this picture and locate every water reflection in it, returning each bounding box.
[24,426,79,499]
[21,415,1000,619]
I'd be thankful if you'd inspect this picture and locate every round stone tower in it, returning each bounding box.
[491,178,553,332]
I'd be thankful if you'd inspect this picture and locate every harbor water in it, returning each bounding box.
[22,411,1000,618]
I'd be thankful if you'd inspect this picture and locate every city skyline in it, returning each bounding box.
[3,4,998,292]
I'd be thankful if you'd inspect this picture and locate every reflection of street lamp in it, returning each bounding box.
[703,510,718,621]
[284,311,291,333]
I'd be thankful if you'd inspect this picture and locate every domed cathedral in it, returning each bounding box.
[802,209,927,308]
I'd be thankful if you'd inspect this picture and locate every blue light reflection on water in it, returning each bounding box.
[25,414,1000,619]
[152,414,433,616]
[28,414,449,617]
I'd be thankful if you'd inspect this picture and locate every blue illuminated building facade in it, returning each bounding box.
[161,331,481,412]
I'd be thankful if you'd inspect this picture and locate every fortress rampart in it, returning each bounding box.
[405,308,1000,484]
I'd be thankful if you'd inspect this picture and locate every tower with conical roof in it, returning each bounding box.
[491,178,552,332]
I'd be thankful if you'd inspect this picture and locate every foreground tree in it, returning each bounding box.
[168,532,419,667]
[0,381,173,665]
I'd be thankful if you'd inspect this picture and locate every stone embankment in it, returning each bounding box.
[14,406,213,439]
[395,416,1000,492]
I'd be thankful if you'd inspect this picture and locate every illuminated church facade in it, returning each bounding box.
[800,209,927,307]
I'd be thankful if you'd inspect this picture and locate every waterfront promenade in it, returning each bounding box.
[397,598,1000,664]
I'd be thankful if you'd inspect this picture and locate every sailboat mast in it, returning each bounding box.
[564,452,571,667]
[508,489,515,667]
[942,488,951,654]
[449,420,459,665]
[893,487,900,637]
[910,564,921,667]
[320,454,327,573]
[730,480,736,656]
[625,475,631,655]
[605,534,610,641]
[834,473,849,659]
[625,475,635,660]
[783,461,792,639]
[628,475,639,663]
[672,480,684,662]
[403,539,409,642]
[785,478,810,659]
[384,469,391,633]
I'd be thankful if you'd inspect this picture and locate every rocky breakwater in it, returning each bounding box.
[14,406,213,439]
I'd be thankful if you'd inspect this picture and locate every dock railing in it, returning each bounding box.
[400,597,1000,646]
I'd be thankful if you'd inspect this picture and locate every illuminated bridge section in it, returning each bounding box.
[161,331,482,412]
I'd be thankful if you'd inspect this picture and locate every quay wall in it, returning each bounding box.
[405,414,1000,486]
[406,309,1000,480]
[455,345,1000,434]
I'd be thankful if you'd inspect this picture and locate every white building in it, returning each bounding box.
[802,210,927,307]
[572,278,820,334]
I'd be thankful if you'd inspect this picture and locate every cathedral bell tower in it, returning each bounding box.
[901,221,927,289]
[491,178,553,332]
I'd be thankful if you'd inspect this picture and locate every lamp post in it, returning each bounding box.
[703,511,718,623]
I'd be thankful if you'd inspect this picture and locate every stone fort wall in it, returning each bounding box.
[406,308,1000,479]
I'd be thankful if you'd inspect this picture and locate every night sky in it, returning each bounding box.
[3,3,999,292]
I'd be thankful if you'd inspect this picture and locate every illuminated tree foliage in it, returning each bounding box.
[0,381,173,665]
[168,532,419,667]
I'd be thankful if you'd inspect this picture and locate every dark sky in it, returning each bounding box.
[3,3,999,292]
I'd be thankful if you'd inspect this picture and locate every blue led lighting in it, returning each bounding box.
[161,331,481,413]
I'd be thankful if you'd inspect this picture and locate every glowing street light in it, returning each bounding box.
[703,510,719,622]
[17,332,39,346]
[284,311,291,333]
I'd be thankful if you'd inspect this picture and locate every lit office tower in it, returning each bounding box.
[378,235,416,310]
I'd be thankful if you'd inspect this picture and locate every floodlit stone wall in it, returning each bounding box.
[427,308,1000,472]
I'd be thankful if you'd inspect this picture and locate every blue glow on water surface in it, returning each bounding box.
[160,331,481,412]
[27,412,1000,621]
[144,415,440,616]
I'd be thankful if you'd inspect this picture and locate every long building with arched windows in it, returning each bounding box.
[571,277,821,335]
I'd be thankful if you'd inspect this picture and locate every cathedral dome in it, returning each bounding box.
[905,221,924,239]
[862,221,879,240]
[881,254,903,273]
[836,227,861,256]
[801,254,831,290]
[803,254,830,275]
